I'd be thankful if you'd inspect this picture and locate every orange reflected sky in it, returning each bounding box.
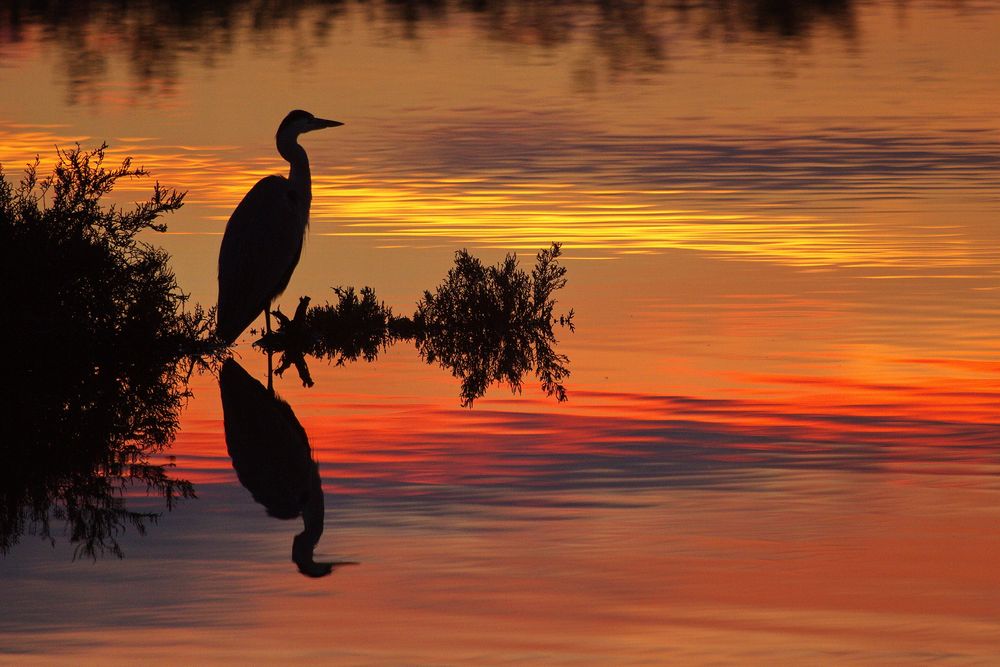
[2,0,1000,663]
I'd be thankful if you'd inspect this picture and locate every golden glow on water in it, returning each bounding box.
[5,123,997,271]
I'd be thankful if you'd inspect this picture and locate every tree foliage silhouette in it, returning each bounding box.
[0,145,216,559]
[415,244,572,406]
[260,243,574,406]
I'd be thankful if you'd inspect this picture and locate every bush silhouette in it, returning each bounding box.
[0,145,214,559]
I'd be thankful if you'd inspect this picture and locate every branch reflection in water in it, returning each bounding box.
[220,359,356,578]
[259,243,574,407]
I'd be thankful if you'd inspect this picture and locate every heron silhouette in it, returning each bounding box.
[216,110,343,345]
[220,358,356,577]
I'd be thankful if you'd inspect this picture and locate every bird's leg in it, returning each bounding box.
[267,347,274,394]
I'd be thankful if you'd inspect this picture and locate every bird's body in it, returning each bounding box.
[216,110,343,344]
[220,359,355,577]
[216,175,305,344]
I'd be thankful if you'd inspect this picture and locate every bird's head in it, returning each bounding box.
[277,109,344,140]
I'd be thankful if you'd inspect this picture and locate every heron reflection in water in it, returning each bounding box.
[216,110,343,345]
[220,359,355,577]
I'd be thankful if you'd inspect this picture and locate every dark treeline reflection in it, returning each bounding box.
[0,0,862,102]
[259,243,574,407]
[0,146,219,559]
[220,360,355,577]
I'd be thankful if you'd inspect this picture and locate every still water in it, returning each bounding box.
[2,1,999,663]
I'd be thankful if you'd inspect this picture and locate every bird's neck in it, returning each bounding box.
[277,134,312,209]
[292,468,325,562]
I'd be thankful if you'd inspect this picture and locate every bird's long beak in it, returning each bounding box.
[310,117,344,131]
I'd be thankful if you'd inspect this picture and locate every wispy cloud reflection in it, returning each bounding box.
[0,125,243,218]
[292,376,1000,518]
[307,117,1000,263]
[363,119,1000,202]
[4,119,1000,268]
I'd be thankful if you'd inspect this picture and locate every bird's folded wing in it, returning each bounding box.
[217,176,303,341]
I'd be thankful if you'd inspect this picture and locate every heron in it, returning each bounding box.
[220,359,357,577]
[216,109,344,345]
